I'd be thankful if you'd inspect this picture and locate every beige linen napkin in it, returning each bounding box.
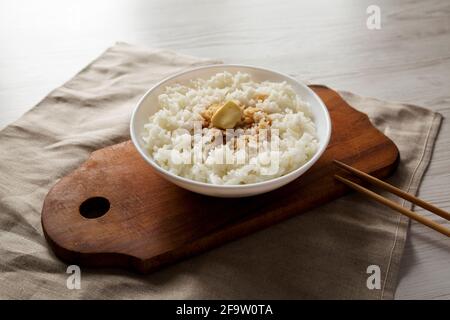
[0,43,442,299]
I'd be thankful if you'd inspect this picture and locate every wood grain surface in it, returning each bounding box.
[41,86,399,273]
[1,0,449,298]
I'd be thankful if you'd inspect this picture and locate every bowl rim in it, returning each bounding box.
[130,64,332,190]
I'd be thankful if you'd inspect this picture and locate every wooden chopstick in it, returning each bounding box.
[334,160,450,221]
[333,160,450,237]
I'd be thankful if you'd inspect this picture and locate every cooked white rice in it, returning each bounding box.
[142,72,318,185]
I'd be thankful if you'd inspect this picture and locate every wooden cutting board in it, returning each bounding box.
[41,85,399,273]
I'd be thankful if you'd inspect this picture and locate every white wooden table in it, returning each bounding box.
[1,0,449,299]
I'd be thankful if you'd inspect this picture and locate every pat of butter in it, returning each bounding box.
[211,101,242,129]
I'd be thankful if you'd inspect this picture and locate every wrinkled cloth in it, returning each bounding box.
[0,43,442,299]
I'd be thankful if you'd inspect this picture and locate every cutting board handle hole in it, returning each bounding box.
[79,197,110,219]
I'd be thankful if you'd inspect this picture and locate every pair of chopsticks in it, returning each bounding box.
[333,160,450,237]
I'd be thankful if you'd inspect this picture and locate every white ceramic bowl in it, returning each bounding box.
[130,65,331,197]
